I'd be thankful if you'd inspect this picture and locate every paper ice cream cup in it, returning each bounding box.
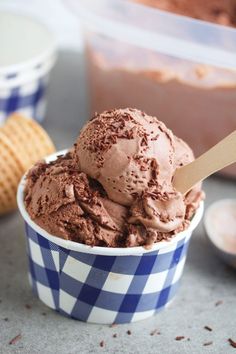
[17,150,204,324]
[0,12,57,124]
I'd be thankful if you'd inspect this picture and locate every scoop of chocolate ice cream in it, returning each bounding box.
[24,152,128,247]
[76,108,175,206]
[24,108,204,248]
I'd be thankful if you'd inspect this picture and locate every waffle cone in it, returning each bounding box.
[1,113,55,170]
[0,132,25,214]
[0,113,56,214]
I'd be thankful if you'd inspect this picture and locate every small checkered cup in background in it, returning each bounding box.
[17,151,204,324]
[0,12,56,124]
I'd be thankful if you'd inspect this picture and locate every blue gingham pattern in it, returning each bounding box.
[25,222,190,324]
[0,75,48,124]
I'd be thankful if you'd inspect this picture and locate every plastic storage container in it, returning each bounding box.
[67,0,236,177]
[0,12,57,124]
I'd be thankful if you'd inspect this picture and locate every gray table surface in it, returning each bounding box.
[0,51,235,354]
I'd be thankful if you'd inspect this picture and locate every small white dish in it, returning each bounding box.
[204,199,236,269]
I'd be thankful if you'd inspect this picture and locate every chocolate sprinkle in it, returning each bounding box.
[9,334,22,345]
[228,338,236,348]
[150,329,160,336]
[215,300,223,307]
[204,326,213,332]
[99,340,105,348]
[203,341,213,346]
[175,336,185,341]
[127,330,132,335]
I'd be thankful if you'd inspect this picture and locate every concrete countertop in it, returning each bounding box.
[0,52,235,354]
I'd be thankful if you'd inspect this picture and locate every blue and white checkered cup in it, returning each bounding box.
[0,13,56,124]
[17,152,204,324]
[0,57,56,124]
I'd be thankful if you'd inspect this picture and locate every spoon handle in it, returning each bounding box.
[173,130,236,194]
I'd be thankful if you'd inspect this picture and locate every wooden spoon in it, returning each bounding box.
[173,130,236,195]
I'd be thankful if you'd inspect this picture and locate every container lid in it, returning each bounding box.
[68,0,236,70]
[0,12,56,75]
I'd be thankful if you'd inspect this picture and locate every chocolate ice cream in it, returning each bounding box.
[85,0,236,177]
[77,109,175,206]
[24,108,204,248]
[24,151,128,247]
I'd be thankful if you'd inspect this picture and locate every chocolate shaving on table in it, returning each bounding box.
[9,334,21,345]
[99,340,105,348]
[150,329,160,336]
[215,300,223,306]
[175,336,185,341]
[203,341,213,346]
[204,325,213,332]
[228,338,236,348]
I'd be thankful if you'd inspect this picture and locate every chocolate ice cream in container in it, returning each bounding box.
[17,109,204,324]
[0,12,57,124]
[66,0,236,177]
